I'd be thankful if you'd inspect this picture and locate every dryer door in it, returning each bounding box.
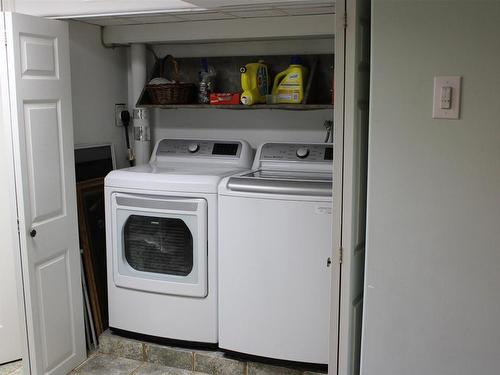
[111,193,208,298]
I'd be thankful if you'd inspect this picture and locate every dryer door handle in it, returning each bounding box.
[227,177,332,197]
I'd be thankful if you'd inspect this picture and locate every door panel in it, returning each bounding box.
[37,251,73,369]
[20,34,58,78]
[25,101,65,223]
[4,12,86,375]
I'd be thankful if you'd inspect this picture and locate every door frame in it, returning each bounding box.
[329,1,345,373]
[0,11,31,372]
[332,0,371,374]
[0,0,15,12]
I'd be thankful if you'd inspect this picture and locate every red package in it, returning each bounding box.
[210,93,241,105]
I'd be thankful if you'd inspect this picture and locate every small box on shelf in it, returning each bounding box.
[209,93,241,105]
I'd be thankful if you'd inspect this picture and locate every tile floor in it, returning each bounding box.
[0,361,22,375]
[0,354,208,375]
[0,331,327,375]
[98,330,327,375]
[73,353,208,374]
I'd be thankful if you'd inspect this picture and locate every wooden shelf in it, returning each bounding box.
[136,55,334,111]
[138,104,333,111]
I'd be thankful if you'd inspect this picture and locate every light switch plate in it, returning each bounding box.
[432,76,461,119]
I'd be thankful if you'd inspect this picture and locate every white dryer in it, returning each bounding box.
[105,138,253,344]
[218,142,333,364]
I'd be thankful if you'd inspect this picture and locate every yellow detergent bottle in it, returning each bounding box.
[240,61,269,105]
[272,56,309,104]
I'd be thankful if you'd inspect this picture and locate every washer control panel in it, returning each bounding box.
[261,143,333,162]
[157,139,242,158]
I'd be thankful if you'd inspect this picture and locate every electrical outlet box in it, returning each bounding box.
[432,76,461,119]
[115,104,128,127]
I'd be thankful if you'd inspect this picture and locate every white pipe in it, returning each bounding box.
[130,43,150,165]
[133,108,150,164]
[131,44,147,101]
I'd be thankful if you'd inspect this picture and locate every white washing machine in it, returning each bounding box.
[218,142,333,364]
[105,138,253,344]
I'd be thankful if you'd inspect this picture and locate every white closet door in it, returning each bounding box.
[3,12,86,375]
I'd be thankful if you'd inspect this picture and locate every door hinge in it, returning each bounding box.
[16,219,20,234]
[339,247,343,264]
[344,12,348,29]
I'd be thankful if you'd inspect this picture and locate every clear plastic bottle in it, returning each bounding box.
[198,59,216,104]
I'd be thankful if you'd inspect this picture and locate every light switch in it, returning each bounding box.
[440,86,452,109]
[433,76,461,119]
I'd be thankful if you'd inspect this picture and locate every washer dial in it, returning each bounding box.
[296,147,310,159]
[188,143,200,153]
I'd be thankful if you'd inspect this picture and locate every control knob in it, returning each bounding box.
[296,147,310,159]
[187,143,200,153]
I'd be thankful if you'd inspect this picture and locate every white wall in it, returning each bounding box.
[362,2,500,375]
[69,21,129,169]
[153,109,333,149]
[0,63,22,364]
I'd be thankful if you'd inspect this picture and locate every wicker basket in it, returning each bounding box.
[146,55,195,105]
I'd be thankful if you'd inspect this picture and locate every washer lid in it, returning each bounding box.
[226,169,332,197]
[242,169,332,182]
[223,142,333,197]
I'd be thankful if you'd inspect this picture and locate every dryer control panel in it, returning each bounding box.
[260,143,333,162]
[156,139,242,158]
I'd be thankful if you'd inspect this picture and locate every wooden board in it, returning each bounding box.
[76,177,107,337]
[138,104,334,110]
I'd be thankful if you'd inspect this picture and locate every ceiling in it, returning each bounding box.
[78,1,335,27]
